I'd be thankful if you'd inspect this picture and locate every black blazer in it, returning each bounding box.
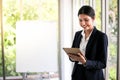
[71,27,108,80]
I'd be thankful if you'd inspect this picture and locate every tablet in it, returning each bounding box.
[63,48,83,56]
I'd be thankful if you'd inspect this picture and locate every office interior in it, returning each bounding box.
[0,0,120,80]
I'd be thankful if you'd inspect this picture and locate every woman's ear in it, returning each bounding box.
[92,16,96,26]
[93,16,95,20]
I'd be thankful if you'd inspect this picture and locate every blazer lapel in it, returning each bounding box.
[72,31,83,48]
[77,34,82,48]
[85,27,97,55]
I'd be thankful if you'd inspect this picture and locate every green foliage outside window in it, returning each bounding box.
[0,0,58,76]
[109,67,116,80]
[0,0,118,79]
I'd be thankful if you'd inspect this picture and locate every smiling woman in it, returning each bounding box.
[72,0,118,80]
[0,0,119,80]
[67,5,108,80]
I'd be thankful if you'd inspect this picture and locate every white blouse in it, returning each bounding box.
[78,30,93,64]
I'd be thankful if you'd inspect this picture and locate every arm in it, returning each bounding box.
[69,31,81,62]
[85,34,108,70]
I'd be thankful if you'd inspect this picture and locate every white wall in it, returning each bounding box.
[59,0,73,80]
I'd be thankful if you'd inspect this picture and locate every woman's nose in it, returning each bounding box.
[80,21,85,26]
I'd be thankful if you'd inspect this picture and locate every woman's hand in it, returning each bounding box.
[68,53,86,64]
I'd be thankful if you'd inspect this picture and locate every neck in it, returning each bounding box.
[84,28,93,39]
[84,29,92,35]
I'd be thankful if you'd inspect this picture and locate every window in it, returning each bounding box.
[0,0,59,80]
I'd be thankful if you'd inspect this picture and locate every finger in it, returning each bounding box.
[77,53,85,57]
[70,54,78,59]
[77,53,85,60]
[77,53,82,56]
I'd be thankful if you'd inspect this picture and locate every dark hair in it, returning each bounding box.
[78,5,95,19]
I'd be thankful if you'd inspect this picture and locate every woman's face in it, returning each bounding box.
[78,14,95,31]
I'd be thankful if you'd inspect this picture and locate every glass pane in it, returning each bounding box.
[0,25,3,80]
[84,0,89,5]
[95,0,101,30]
[0,0,4,79]
[3,0,59,80]
[3,0,23,79]
[108,0,117,80]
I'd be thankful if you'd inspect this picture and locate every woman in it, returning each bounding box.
[67,5,108,80]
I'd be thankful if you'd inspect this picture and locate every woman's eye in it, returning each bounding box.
[79,19,82,22]
[85,19,89,21]
[79,19,89,22]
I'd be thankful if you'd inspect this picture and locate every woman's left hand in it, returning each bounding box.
[68,53,86,64]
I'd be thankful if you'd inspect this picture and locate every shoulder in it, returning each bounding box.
[93,27,107,37]
[73,30,83,40]
[75,30,82,35]
[95,29,108,41]
[96,29,107,37]
[76,30,82,33]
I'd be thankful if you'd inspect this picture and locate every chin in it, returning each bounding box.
[84,28,89,31]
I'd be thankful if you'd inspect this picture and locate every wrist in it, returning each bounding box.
[82,59,86,64]
[83,60,87,67]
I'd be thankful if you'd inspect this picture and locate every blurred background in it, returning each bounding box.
[0,0,119,80]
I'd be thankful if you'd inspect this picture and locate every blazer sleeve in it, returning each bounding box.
[69,31,81,62]
[85,33,108,70]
